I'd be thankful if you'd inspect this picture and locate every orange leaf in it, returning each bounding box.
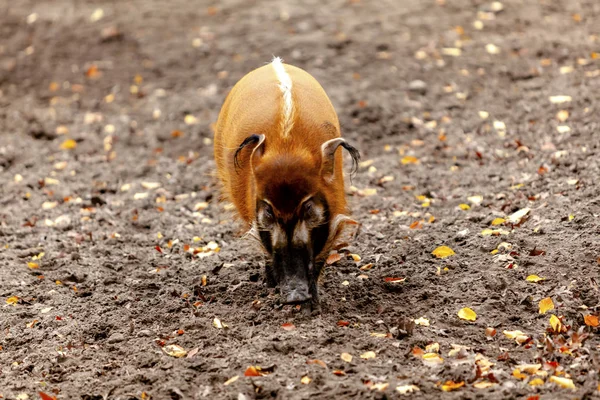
[332,370,346,376]
[337,320,350,327]
[281,322,296,331]
[326,253,342,265]
[171,130,184,138]
[441,381,464,392]
[244,366,261,377]
[85,65,99,78]
[306,359,327,368]
[584,315,599,327]
[384,277,406,283]
[409,220,423,229]
[39,392,57,400]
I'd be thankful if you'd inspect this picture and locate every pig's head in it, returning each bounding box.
[234,133,360,304]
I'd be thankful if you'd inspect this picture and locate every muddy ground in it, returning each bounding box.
[1,0,600,399]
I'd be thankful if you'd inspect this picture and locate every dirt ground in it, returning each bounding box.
[1,0,600,399]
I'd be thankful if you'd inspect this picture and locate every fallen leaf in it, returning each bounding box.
[141,182,161,190]
[529,378,545,386]
[584,315,599,327]
[281,322,296,331]
[384,277,406,283]
[556,110,569,122]
[184,115,198,125]
[224,375,239,385]
[326,253,342,265]
[473,381,497,389]
[515,364,542,374]
[507,208,530,224]
[481,228,510,236]
[162,344,187,358]
[360,351,376,359]
[491,217,506,225]
[350,253,361,262]
[549,314,561,332]
[27,262,39,269]
[301,376,312,384]
[503,330,530,344]
[468,195,483,204]
[549,95,572,104]
[6,296,19,305]
[441,381,464,392]
[539,297,554,314]
[458,307,477,321]
[60,139,77,150]
[526,275,545,283]
[396,384,420,394]
[341,353,353,362]
[414,317,430,326]
[244,366,261,377]
[401,156,419,165]
[513,369,528,380]
[332,370,346,376]
[458,203,470,210]
[306,359,327,368]
[213,317,228,329]
[549,376,575,390]
[337,320,350,327]
[432,245,455,258]
[370,382,389,392]
[422,353,444,365]
[38,392,57,400]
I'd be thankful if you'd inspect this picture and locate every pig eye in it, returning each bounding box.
[258,201,275,225]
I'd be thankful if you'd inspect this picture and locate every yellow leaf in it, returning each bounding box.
[224,375,239,385]
[512,369,527,380]
[396,384,420,394]
[526,275,544,283]
[441,381,464,392]
[340,353,353,363]
[458,204,470,210]
[350,254,361,262]
[162,344,187,358]
[549,376,576,390]
[432,246,455,259]
[457,307,477,321]
[301,376,312,384]
[422,353,444,365]
[539,297,555,314]
[213,317,228,329]
[360,351,376,359]
[473,381,497,389]
[401,156,419,165]
[503,330,529,344]
[568,214,574,221]
[414,317,430,326]
[6,296,19,305]
[27,262,39,269]
[584,315,599,327]
[481,228,510,236]
[468,195,483,204]
[59,139,77,150]
[515,364,542,374]
[529,378,545,386]
[549,314,562,332]
[370,382,389,392]
[507,207,530,223]
[491,218,505,226]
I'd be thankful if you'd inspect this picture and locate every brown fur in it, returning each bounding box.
[213,61,354,257]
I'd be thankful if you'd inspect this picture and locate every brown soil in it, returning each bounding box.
[1,0,600,399]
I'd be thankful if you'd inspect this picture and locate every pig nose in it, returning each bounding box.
[284,288,312,304]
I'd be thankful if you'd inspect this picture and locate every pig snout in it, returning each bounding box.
[281,278,311,304]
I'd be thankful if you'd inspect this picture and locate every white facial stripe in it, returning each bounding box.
[271,56,294,138]
[292,221,310,245]
[272,224,287,247]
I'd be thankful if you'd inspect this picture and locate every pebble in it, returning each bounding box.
[408,79,428,94]
[107,332,125,343]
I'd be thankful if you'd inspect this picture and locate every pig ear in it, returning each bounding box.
[320,138,360,183]
[234,134,265,173]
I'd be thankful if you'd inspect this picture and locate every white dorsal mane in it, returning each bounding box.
[271,56,294,138]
